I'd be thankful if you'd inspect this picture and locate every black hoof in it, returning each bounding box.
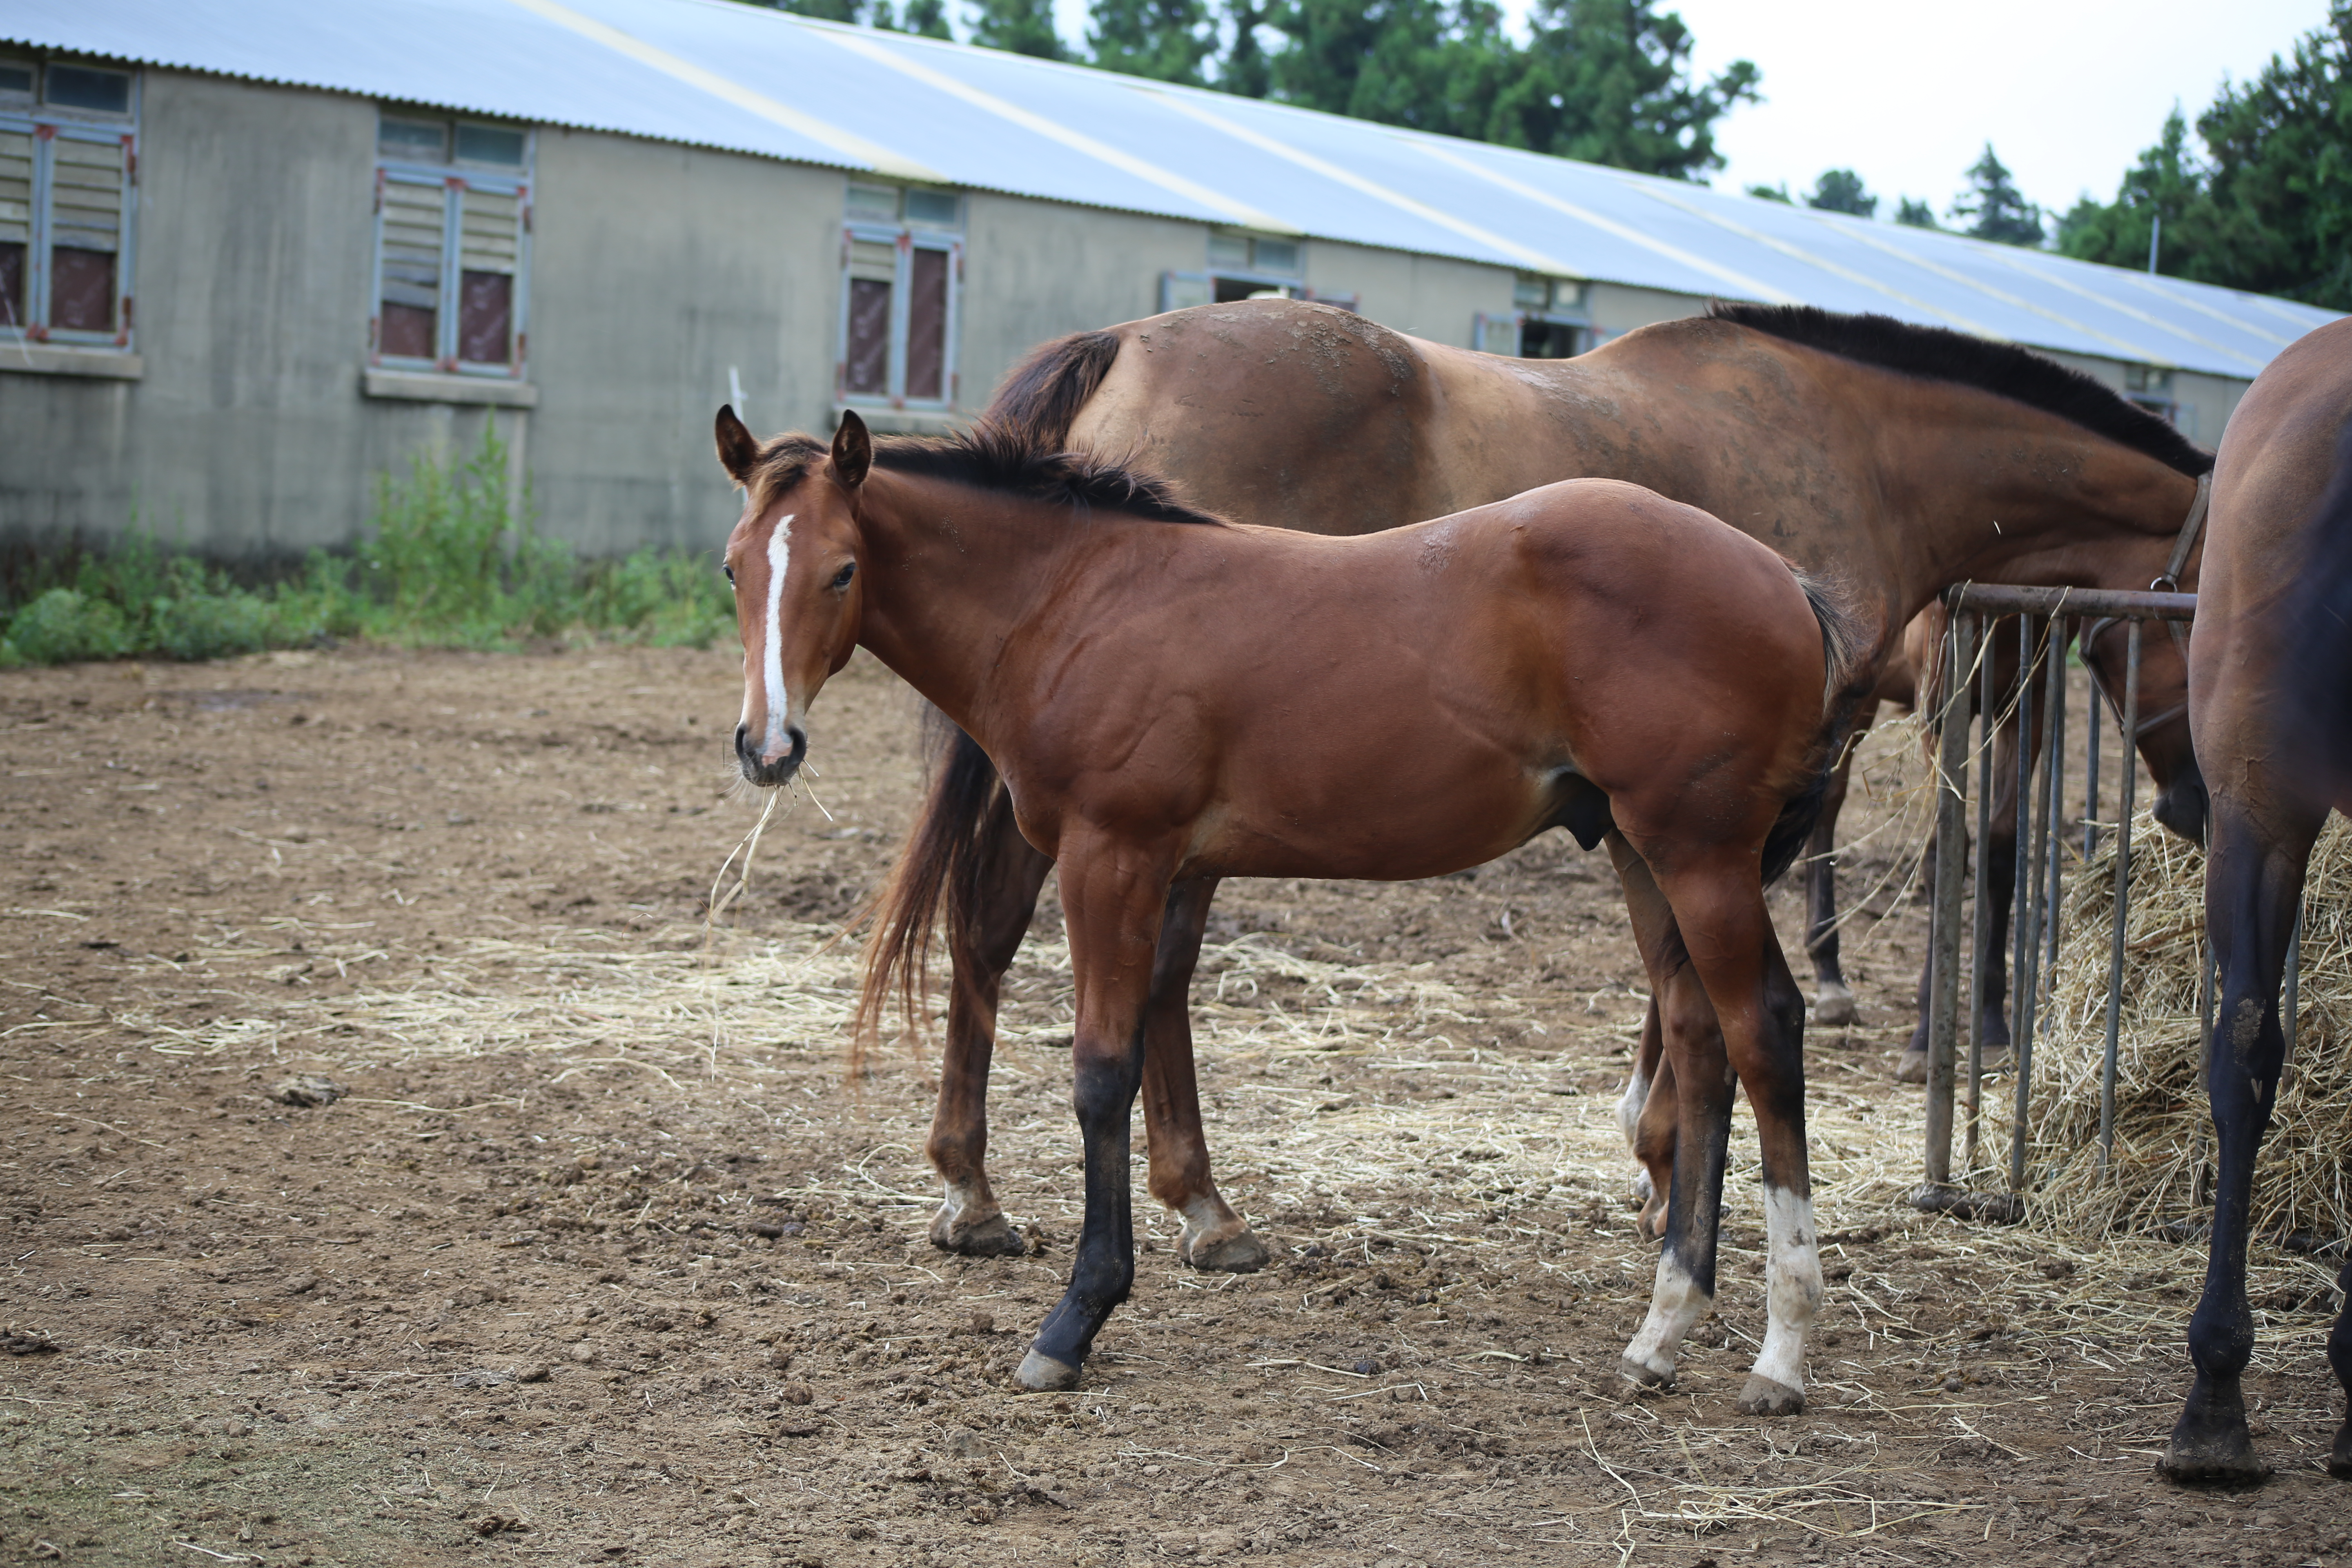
[2160,1379,2270,1487]
[931,1208,1028,1258]
[2331,1421,2352,1480]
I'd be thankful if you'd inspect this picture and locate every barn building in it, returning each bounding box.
[2,0,2339,559]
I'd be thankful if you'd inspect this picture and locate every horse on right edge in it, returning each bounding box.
[2168,315,2352,1484]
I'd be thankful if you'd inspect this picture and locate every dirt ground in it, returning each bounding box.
[4,643,2349,1568]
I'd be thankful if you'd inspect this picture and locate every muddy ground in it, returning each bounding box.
[2,644,2348,1568]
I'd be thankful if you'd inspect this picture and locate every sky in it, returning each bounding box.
[1040,0,2331,223]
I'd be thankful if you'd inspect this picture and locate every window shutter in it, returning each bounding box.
[47,135,124,333]
[904,246,949,401]
[0,129,28,331]
[843,237,896,398]
[379,176,446,360]
[456,184,519,366]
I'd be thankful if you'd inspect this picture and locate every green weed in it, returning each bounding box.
[0,424,735,666]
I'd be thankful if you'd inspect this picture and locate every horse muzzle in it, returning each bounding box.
[2152,757,2210,847]
[735,722,807,788]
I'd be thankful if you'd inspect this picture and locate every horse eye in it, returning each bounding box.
[722,566,736,587]
[831,563,856,590]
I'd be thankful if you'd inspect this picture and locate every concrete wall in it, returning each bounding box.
[527,128,840,555]
[1301,240,1513,346]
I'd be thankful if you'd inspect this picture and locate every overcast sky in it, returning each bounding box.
[1041,0,2330,225]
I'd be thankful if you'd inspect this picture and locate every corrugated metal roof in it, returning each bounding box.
[9,0,2336,378]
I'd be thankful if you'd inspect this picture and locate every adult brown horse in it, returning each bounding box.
[862,298,2216,1275]
[2167,315,2352,1484]
[719,405,1864,1409]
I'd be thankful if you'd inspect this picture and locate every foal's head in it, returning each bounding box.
[715,406,873,788]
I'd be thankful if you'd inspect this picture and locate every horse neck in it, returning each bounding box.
[1884,406,2200,619]
[852,470,1078,735]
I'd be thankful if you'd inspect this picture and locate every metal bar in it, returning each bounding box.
[1922,609,1976,1188]
[2007,615,2040,1194]
[2286,898,2304,1061]
[2012,619,2058,1178]
[2043,621,2069,986]
[1950,585,2197,620]
[2083,670,2104,860]
[1965,611,1997,1168]
[2098,620,2142,1175]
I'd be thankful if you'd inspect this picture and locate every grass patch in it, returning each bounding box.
[0,424,735,666]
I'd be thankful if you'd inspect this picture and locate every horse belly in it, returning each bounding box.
[1183,758,1553,882]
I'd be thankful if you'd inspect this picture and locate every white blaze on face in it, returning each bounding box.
[753,514,794,756]
[1749,1185,1822,1395]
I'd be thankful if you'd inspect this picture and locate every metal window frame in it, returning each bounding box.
[1472,308,1590,358]
[369,122,534,379]
[837,219,961,412]
[0,78,140,351]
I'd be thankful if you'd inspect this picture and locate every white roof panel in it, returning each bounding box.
[8,0,2336,377]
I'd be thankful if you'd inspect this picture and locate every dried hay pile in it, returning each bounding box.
[1993,809,2352,1241]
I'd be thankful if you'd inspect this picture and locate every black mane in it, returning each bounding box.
[1707,302,2214,477]
[746,419,1224,527]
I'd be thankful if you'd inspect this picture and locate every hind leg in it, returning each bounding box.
[927,788,1051,1257]
[1655,849,1822,1416]
[2162,795,2319,1483]
[1806,719,1866,1026]
[1139,878,1267,1272]
[1608,835,1685,1236]
[1608,839,1733,1386]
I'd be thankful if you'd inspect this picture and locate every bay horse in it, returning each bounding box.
[862,298,2216,1276]
[2167,314,2352,1484]
[719,405,1866,1410]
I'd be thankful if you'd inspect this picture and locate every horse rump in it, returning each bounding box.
[2284,421,2352,803]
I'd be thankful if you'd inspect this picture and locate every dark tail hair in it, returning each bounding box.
[2285,421,2352,795]
[1762,568,1872,886]
[851,328,1124,1052]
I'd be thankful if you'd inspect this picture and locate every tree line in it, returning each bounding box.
[755,0,1762,182]
[748,0,2351,307]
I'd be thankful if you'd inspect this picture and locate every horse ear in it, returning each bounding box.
[715,405,759,487]
[831,410,873,490]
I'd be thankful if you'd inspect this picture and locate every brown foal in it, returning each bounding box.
[867,298,2217,1278]
[717,407,1862,1411]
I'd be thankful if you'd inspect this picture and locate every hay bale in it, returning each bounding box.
[1989,810,2352,1241]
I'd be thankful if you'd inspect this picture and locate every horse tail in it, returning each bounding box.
[1762,567,1872,886]
[2285,421,2352,794]
[851,332,1124,1056]
[853,721,1001,1060]
[990,328,1123,453]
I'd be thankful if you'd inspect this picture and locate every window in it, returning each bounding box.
[839,184,962,410]
[1475,274,1590,359]
[370,111,530,377]
[1164,231,1305,311]
[2122,363,2189,434]
[0,57,136,347]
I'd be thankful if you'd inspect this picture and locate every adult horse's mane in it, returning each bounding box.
[1707,302,2215,478]
[745,417,1225,528]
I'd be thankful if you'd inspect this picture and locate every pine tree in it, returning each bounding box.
[1949,143,2045,247]
[899,0,954,37]
[1215,0,1275,96]
[969,0,1067,58]
[1481,0,1760,181]
[1089,0,1215,85]
[1806,168,1875,218]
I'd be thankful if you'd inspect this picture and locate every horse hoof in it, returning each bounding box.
[930,1208,1027,1258]
[1183,1227,1270,1274]
[1892,1048,1928,1085]
[1811,986,1857,1026]
[2159,1430,2270,1486]
[1738,1374,1805,1417]
[1619,1355,1673,1390]
[1015,1350,1081,1392]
